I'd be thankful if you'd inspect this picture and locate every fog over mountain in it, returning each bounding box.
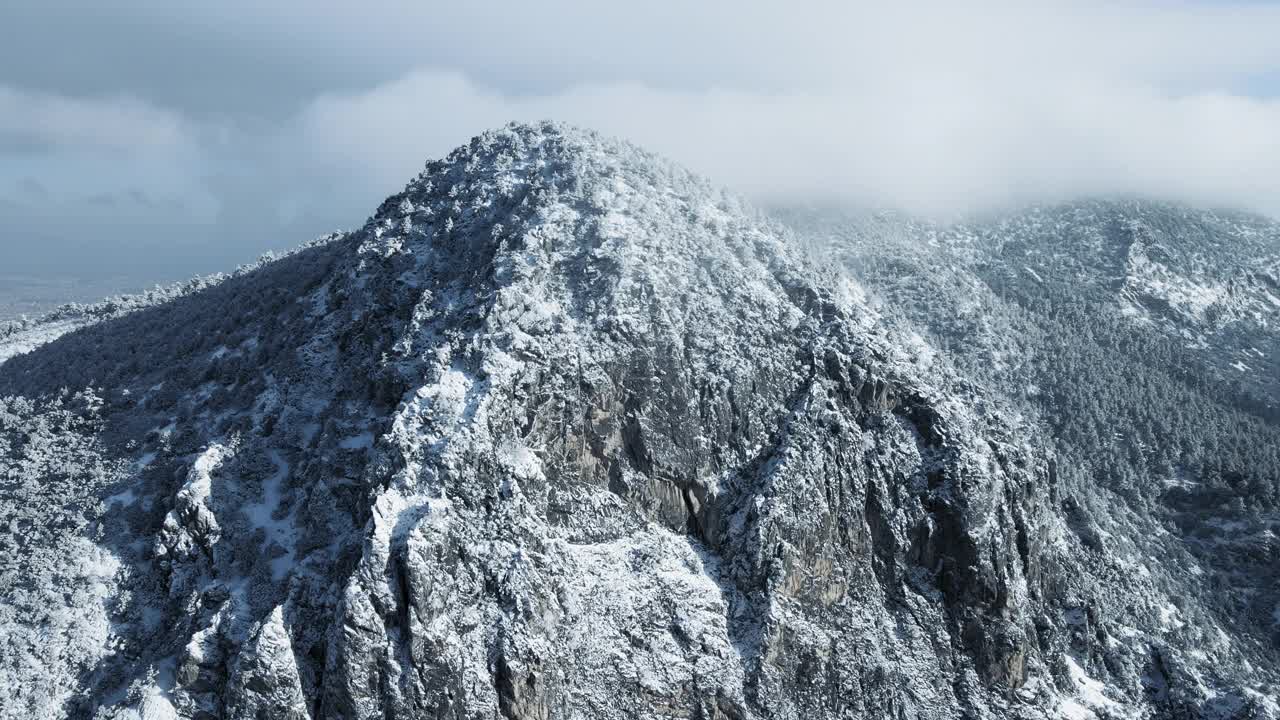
[2,1,1279,278]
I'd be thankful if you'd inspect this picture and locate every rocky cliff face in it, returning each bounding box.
[0,124,1275,719]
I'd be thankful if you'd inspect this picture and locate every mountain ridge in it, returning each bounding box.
[0,122,1276,719]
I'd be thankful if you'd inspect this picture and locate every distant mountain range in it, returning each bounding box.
[1,123,1276,719]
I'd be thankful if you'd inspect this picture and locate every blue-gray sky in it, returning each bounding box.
[3,1,1279,281]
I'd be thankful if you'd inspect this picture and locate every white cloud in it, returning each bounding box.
[290,65,1280,219]
[3,0,1280,278]
[258,1,1280,220]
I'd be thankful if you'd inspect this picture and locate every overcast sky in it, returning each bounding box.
[3,1,1279,281]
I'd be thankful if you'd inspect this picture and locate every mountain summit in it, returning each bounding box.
[1,123,1276,719]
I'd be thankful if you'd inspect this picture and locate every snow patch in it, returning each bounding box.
[1058,655,1126,719]
[1158,603,1186,631]
[242,449,297,580]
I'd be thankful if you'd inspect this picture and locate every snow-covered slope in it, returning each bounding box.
[787,200,1280,719]
[0,318,91,364]
[789,201,1280,410]
[0,241,343,370]
[1,125,1276,719]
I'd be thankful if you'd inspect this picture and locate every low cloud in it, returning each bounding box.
[292,69,1280,220]
[279,2,1280,219]
[2,1,1279,279]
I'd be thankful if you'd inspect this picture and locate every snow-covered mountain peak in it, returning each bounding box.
[348,121,823,329]
[2,127,1277,719]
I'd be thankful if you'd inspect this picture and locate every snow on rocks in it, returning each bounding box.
[2,124,1277,719]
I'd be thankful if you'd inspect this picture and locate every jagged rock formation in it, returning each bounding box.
[0,124,1276,719]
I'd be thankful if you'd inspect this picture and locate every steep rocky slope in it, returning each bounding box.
[1,125,1276,719]
[786,201,1280,718]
